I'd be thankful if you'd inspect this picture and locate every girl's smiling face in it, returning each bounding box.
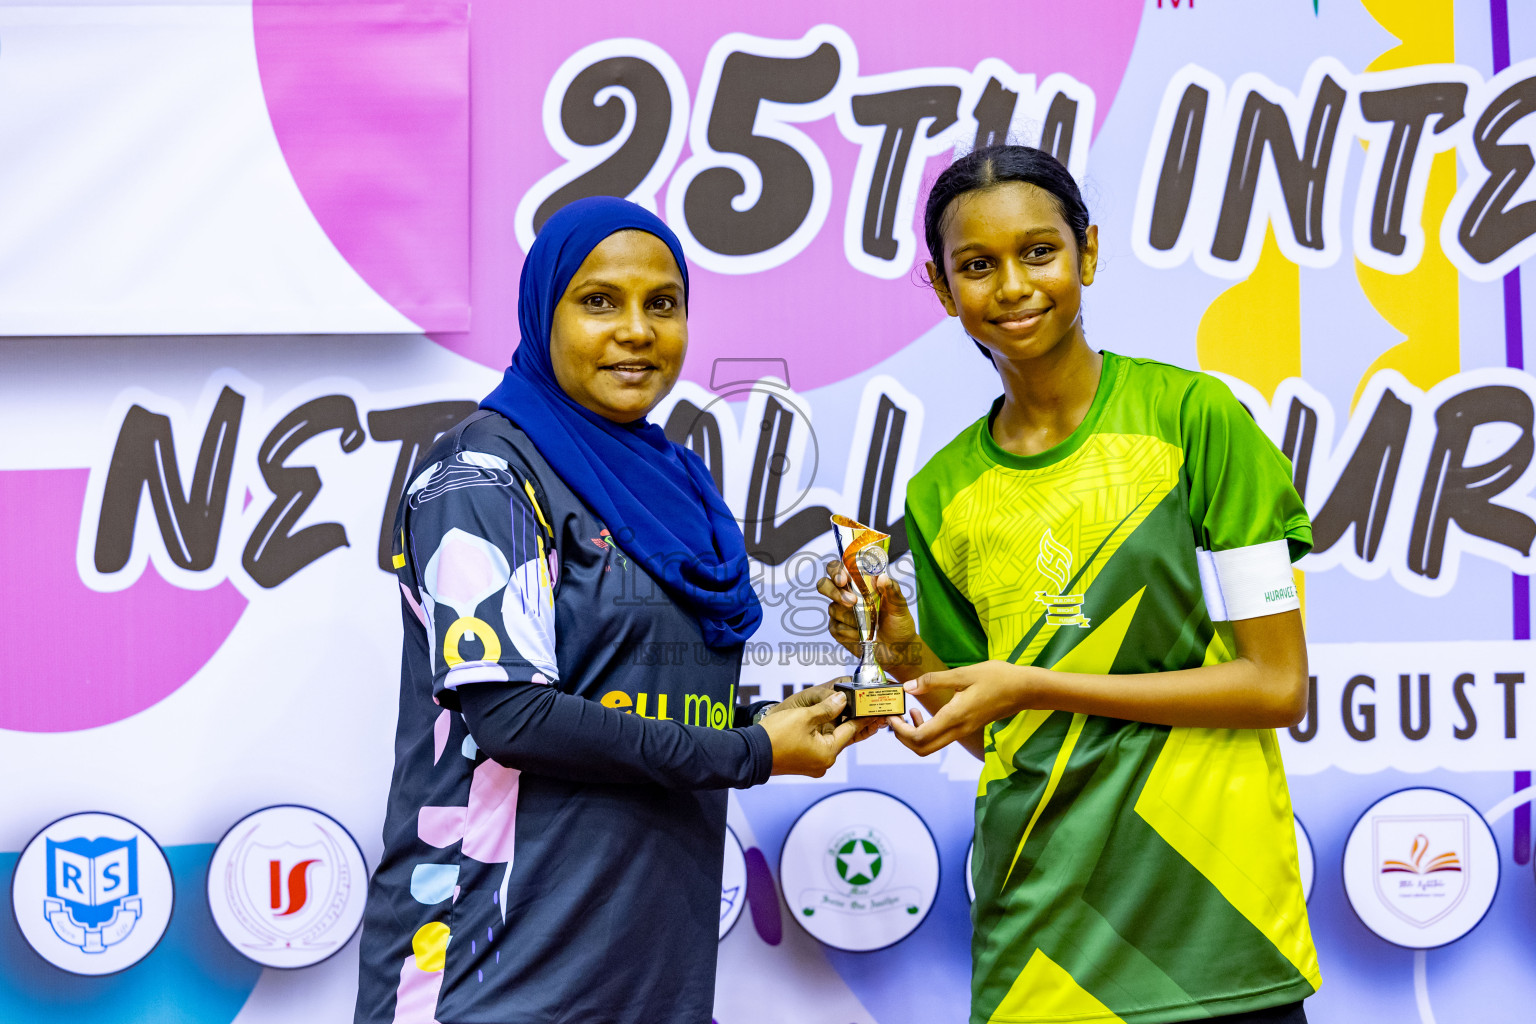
[926,181,1098,365]
[549,229,687,424]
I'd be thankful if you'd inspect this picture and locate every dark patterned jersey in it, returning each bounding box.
[354,411,771,1024]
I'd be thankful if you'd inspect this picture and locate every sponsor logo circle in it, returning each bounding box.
[719,825,747,941]
[206,805,368,969]
[11,811,174,975]
[1294,815,1314,903]
[1342,787,1498,949]
[779,789,939,952]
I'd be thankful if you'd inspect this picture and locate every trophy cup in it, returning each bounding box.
[828,514,907,720]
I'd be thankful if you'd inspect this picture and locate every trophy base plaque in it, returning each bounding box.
[833,679,907,720]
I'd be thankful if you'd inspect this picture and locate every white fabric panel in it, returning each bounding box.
[0,3,418,334]
[1210,538,1300,620]
[500,558,559,681]
[1195,546,1228,621]
[444,661,512,688]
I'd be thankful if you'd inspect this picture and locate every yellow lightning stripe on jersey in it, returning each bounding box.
[997,589,1146,882]
[1001,713,1085,886]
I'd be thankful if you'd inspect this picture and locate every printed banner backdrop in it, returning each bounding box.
[0,0,469,334]
[1,1,1535,1022]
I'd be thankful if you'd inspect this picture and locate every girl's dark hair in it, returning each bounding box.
[924,145,1090,280]
[922,145,1091,360]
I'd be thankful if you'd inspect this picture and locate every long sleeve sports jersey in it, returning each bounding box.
[354,411,771,1024]
[907,352,1321,1024]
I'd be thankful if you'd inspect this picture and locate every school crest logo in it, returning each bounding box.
[44,836,141,953]
[779,790,938,952]
[1343,788,1498,949]
[207,805,368,968]
[1374,817,1468,927]
[11,812,173,975]
[1035,529,1089,628]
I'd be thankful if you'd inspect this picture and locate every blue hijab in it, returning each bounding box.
[481,197,761,649]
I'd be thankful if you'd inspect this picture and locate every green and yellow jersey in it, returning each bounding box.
[907,352,1320,1024]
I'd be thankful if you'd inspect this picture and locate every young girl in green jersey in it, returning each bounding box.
[820,146,1320,1024]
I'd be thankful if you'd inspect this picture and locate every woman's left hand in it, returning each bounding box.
[770,682,838,712]
[763,680,885,743]
[887,661,1032,756]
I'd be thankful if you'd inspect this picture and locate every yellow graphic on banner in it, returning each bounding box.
[1198,225,1301,405]
[1354,0,1460,403]
[1360,0,1453,82]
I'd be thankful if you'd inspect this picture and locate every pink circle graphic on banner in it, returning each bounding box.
[252,0,470,332]
[444,1,1144,389]
[0,469,247,733]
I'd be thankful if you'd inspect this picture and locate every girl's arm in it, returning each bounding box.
[886,609,1308,757]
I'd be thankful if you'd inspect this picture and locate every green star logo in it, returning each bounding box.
[835,837,882,886]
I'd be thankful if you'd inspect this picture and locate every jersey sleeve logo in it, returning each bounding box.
[1033,529,1090,629]
[407,452,515,509]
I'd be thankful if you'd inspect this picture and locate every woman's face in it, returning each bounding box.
[927,181,1098,365]
[550,229,687,424]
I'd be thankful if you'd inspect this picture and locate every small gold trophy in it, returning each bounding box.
[829,514,907,720]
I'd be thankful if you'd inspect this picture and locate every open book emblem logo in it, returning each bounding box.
[1373,815,1469,927]
[43,836,142,954]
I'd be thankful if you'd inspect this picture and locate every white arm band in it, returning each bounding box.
[1196,539,1299,621]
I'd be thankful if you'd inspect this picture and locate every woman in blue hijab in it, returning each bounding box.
[355,198,863,1024]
